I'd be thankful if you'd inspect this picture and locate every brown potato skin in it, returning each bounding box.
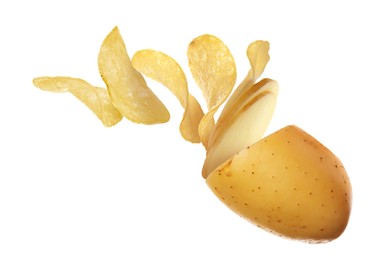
[206,125,352,242]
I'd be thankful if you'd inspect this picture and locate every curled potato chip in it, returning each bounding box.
[180,95,204,143]
[187,34,237,146]
[247,40,270,81]
[132,50,204,143]
[207,41,270,150]
[98,27,170,124]
[33,76,123,127]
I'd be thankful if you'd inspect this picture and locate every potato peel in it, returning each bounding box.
[132,50,204,143]
[187,34,237,146]
[33,76,122,127]
[206,125,352,242]
[98,27,170,124]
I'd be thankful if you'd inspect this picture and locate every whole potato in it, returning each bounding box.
[206,125,352,242]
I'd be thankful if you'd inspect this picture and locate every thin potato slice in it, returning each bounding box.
[206,41,270,150]
[33,76,122,127]
[132,50,204,143]
[188,34,237,146]
[203,79,279,177]
[226,41,270,110]
[98,27,169,124]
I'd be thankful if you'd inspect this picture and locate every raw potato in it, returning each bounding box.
[206,125,352,242]
[218,40,270,126]
[203,78,279,177]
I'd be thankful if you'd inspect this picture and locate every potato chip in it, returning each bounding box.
[179,95,204,143]
[206,41,270,150]
[132,50,204,143]
[33,76,123,127]
[98,27,170,124]
[187,35,237,146]
[247,40,270,81]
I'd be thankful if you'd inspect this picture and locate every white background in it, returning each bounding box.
[1,0,389,259]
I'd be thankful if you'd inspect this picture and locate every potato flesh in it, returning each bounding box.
[215,41,270,134]
[203,79,278,178]
[206,125,352,242]
[207,78,276,151]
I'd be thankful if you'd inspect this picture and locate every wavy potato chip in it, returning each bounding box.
[132,50,204,143]
[247,40,270,81]
[180,95,204,143]
[98,27,169,124]
[33,76,122,127]
[187,34,237,146]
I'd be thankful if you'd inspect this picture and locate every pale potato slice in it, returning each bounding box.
[212,41,270,145]
[98,27,169,124]
[206,125,352,242]
[187,34,237,146]
[203,79,279,177]
[33,76,122,127]
[207,76,277,153]
[132,50,204,143]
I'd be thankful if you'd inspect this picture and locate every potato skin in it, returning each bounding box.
[206,125,352,242]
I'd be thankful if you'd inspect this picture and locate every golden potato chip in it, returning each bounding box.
[33,76,123,127]
[187,34,237,110]
[98,27,170,124]
[247,40,270,81]
[179,95,204,143]
[132,50,204,143]
[187,34,237,146]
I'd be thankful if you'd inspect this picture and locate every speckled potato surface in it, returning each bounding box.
[206,125,352,242]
